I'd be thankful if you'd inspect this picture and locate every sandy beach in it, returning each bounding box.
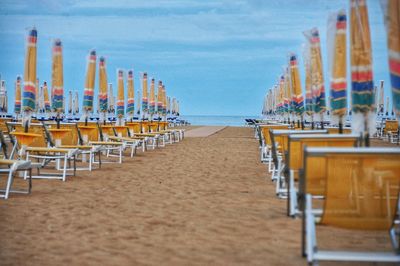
[0,126,396,265]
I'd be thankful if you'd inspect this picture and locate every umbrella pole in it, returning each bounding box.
[338,115,343,134]
[301,115,304,130]
[320,113,324,129]
[363,112,370,147]
[56,112,60,129]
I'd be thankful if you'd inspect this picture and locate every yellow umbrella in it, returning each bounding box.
[127,70,135,116]
[14,76,22,115]
[116,69,125,121]
[289,53,304,126]
[162,85,167,116]
[98,56,108,120]
[329,10,347,127]
[22,28,37,130]
[43,81,51,113]
[157,81,163,116]
[350,0,374,145]
[149,78,155,116]
[82,50,96,120]
[141,73,148,116]
[383,0,400,121]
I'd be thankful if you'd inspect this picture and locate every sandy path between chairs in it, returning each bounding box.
[0,127,394,266]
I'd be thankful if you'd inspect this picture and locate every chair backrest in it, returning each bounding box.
[260,124,289,146]
[0,131,8,159]
[270,129,328,161]
[11,123,48,147]
[384,120,399,134]
[304,147,400,231]
[0,118,12,134]
[126,122,142,134]
[77,122,100,142]
[326,127,352,134]
[160,121,168,130]
[46,122,79,146]
[289,134,360,176]
[149,122,159,132]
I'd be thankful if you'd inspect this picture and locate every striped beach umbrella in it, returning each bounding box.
[98,57,108,115]
[303,45,313,117]
[43,81,51,113]
[149,78,155,115]
[116,69,125,119]
[136,89,141,115]
[329,10,347,123]
[83,50,96,113]
[167,96,171,115]
[51,39,64,114]
[14,76,22,114]
[289,53,304,118]
[22,28,37,124]
[162,85,167,116]
[142,73,148,115]
[383,0,400,121]
[283,69,291,118]
[304,28,326,116]
[157,81,163,116]
[378,80,384,114]
[350,0,374,114]
[126,70,135,116]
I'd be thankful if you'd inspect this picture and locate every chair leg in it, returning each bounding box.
[4,170,14,199]
[62,155,68,181]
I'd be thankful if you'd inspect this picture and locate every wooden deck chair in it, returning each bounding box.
[44,122,102,171]
[0,159,32,199]
[269,129,328,197]
[125,122,162,149]
[259,124,290,171]
[287,134,360,217]
[78,122,124,164]
[304,147,400,264]
[326,127,352,134]
[7,122,78,181]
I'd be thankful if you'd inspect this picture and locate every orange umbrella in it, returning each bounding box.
[157,81,163,116]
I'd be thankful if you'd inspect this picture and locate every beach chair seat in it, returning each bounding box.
[0,159,32,199]
[304,147,400,264]
[287,134,360,217]
[269,129,328,198]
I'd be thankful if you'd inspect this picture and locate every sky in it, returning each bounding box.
[0,0,391,116]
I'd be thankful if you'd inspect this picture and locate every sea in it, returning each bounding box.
[179,115,260,127]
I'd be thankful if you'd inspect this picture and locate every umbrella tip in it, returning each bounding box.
[118,69,123,77]
[90,50,96,56]
[43,81,47,86]
[100,56,105,62]
[54,39,62,46]
[30,27,37,36]
[143,72,147,78]
[128,70,133,75]
[16,76,21,81]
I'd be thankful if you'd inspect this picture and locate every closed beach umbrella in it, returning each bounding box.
[162,85,167,116]
[43,81,51,113]
[98,57,108,120]
[83,50,96,117]
[157,81,163,116]
[167,96,171,115]
[136,89,141,115]
[14,76,22,115]
[304,28,326,120]
[127,70,135,116]
[108,83,114,114]
[350,0,374,144]
[289,53,304,126]
[149,78,155,116]
[0,80,7,113]
[303,46,313,117]
[68,90,72,114]
[383,0,400,121]
[142,73,148,116]
[73,91,79,115]
[283,69,291,121]
[22,28,37,129]
[116,69,125,120]
[51,39,64,115]
[378,80,384,114]
[328,10,347,130]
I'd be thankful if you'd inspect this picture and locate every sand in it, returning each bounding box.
[0,127,397,265]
